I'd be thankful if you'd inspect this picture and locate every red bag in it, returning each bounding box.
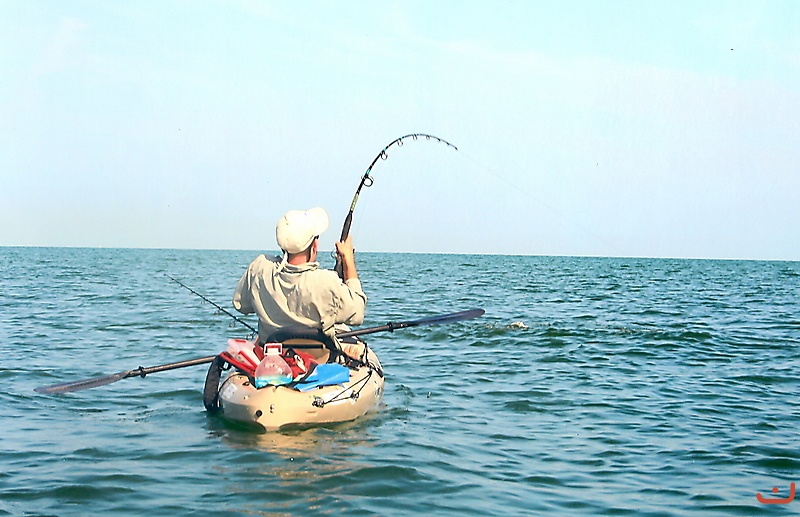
[248,343,318,382]
[282,348,318,381]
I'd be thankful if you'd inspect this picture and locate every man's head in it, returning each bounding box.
[276,207,330,256]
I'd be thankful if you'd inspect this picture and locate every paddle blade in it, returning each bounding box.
[405,309,485,327]
[34,370,133,394]
[337,308,485,339]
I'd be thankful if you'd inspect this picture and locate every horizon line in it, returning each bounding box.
[1,244,797,263]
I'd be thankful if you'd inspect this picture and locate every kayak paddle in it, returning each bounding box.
[34,356,218,395]
[34,308,485,395]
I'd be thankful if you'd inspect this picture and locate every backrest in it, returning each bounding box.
[264,327,336,363]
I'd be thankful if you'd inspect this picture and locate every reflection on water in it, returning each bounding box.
[205,415,385,515]
[211,415,379,456]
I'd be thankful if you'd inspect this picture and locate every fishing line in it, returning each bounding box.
[455,149,618,256]
[333,132,614,258]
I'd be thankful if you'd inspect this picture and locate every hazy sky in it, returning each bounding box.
[2,1,798,260]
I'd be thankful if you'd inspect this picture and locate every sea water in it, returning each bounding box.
[1,248,799,516]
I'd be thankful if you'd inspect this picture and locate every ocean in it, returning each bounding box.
[1,247,799,516]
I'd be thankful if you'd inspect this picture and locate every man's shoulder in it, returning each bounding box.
[304,266,340,281]
[309,269,364,295]
[249,254,281,273]
[299,266,350,286]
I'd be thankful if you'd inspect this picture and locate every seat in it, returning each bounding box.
[264,327,336,363]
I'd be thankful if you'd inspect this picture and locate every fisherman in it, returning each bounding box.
[232,207,367,361]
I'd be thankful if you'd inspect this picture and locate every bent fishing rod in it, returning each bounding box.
[333,133,458,279]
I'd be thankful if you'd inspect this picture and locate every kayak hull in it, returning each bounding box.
[217,349,384,431]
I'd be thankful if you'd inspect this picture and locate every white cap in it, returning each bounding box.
[275,207,330,254]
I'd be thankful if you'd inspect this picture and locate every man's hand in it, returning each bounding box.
[335,235,358,281]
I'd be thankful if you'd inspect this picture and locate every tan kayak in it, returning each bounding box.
[203,331,384,431]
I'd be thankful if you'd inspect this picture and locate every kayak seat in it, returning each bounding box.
[264,327,337,364]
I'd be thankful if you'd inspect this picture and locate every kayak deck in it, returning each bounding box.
[217,348,384,431]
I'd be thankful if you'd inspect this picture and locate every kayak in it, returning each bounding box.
[203,330,384,431]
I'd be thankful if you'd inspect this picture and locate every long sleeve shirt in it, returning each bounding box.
[233,254,366,342]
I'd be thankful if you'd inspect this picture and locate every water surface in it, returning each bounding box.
[1,248,799,515]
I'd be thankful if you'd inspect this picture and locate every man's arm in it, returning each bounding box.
[232,269,254,314]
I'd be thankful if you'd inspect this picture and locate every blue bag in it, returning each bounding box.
[294,364,350,392]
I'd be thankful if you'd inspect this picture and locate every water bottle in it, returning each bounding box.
[254,343,293,388]
[226,338,260,370]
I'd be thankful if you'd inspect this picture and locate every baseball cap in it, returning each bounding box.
[275,207,330,254]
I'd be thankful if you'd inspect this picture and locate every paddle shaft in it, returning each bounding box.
[33,356,219,394]
[126,355,218,377]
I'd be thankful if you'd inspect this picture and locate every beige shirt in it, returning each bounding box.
[232,254,366,342]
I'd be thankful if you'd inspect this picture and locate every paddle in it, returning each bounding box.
[34,356,218,395]
[34,308,485,395]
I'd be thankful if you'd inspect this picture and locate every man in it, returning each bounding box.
[232,207,366,358]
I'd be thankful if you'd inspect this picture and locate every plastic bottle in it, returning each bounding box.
[226,338,260,370]
[254,343,293,388]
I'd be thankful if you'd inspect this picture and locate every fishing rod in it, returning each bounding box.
[166,275,257,334]
[333,133,458,279]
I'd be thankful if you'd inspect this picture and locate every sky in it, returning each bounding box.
[1,1,799,260]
